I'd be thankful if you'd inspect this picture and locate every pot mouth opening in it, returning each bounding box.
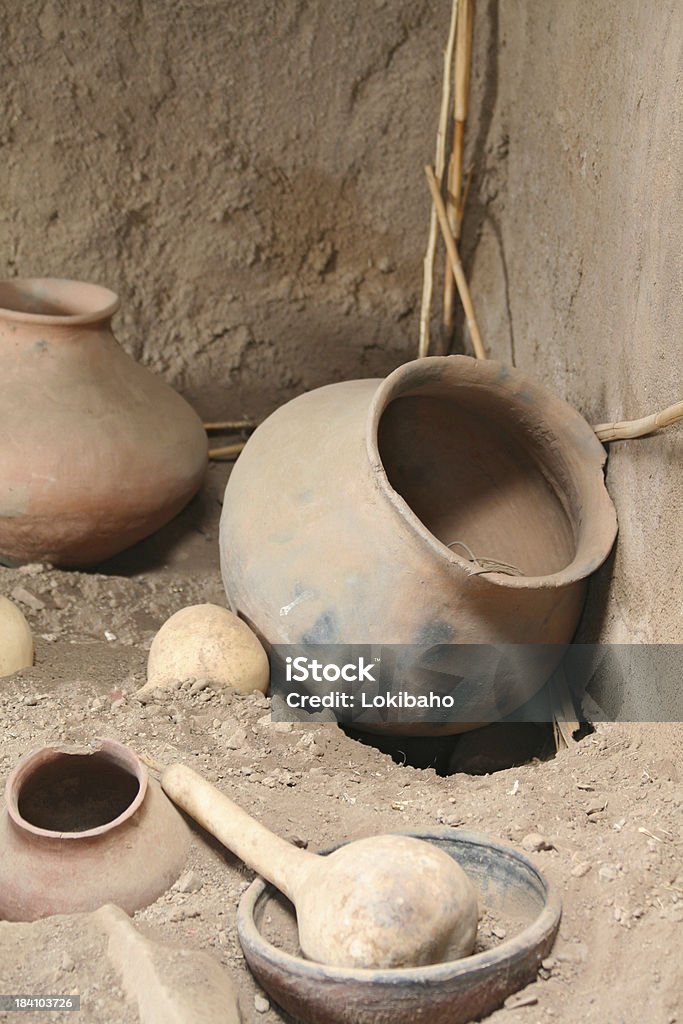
[6,740,147,839]
[0,278,120,325]
[367,357,616,590]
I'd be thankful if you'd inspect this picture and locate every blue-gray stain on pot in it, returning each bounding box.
[413,620,455,647]
[302,610,340,644]
[34,339,48,352]
[396,362,445,393]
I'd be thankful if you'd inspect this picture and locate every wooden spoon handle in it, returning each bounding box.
[161,763,316,901]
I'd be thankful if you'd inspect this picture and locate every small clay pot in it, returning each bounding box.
[0,739,191,921]
[220,356,618,733]
[0,278,208,566]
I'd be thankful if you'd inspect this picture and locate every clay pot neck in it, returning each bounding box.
[5,739,147,841]
[0,278,119,327]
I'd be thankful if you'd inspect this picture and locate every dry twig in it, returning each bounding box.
[425,165,485,359]
[593,400,683,442]
[443,0,474,335]
[208,442,246,461]
[203,419,258,432]
[419,0,459,358]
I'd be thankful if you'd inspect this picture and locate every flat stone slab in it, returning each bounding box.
[0,904,241,1024]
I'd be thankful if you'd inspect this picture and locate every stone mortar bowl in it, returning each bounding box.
[237,829,561,1024]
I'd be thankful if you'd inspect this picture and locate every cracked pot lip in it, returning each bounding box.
[366,355,618,592]
[5,737,148,841]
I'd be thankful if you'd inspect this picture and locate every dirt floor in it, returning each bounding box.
[0,461,680,1024]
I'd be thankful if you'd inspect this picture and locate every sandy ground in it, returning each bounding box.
[0,463,681,1024]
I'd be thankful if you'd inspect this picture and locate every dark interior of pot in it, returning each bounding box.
[378,394,576,577]
[17,752,141,833]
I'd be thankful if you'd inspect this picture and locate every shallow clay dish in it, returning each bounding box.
[238,829,561,1024]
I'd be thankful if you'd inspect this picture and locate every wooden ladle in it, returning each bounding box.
[162,763,478,970]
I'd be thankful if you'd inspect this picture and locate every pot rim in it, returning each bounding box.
[0,277,120,325]
[4,737,148,840]
[366,355,618,591]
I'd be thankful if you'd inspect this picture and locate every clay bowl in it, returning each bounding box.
[238,829,561,1024]
[0,739,191,921]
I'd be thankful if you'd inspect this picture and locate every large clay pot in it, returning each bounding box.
[0,739,191,921]
[220,356,618,733]
[0,278,208,566]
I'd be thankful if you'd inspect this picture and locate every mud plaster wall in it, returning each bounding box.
[463,0,683,666]
[0,0,446,408]
[1,2,681,661]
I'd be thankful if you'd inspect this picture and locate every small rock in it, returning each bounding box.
[104,630,117,642]
[571,861,592,878]
[175,869,203,893]
[521,832,554,852]
[60,952,75,973]
[598,864,619,882]
[11,586,45,611]
[254,995,270,1013]
[169,907,201,922]
[91,698,105,712]
[504,992,538,1009]
[135,688,160,706]
[492,925,507,939]
[18,562,50,576]
[224,728,248,750]
[189,678,211,695]
[22,695,40,706]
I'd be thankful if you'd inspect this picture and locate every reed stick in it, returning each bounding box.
[418,0,459,358]
[204,420,258,431]
[208,442,246,460]
[443,0,474,335]
[593,400,683,442]
[425,165,485,359]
